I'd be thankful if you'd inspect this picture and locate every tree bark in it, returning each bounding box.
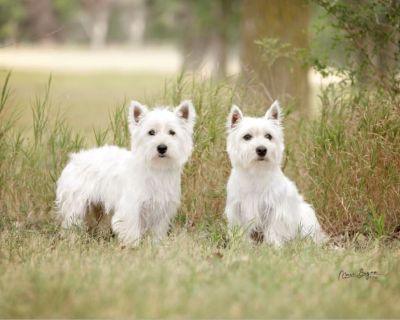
[240,0,310,111]
[375,0,400,92]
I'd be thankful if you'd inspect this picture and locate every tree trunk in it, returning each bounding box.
[210,0,230,78]
[82,0,113,49]
[240,0,310,111]
[376,0,400,92]
[124,0,146,46]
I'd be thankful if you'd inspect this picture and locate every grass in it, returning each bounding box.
[301,86,400,237]
[0,70,168,134]
[1,225,399,318]
[0,70,399,318]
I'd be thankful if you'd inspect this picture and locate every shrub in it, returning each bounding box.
[301,87,400,238]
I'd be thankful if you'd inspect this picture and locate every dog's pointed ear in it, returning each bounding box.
[227,105,243,129]
[175,100,196,128]
[265,100,282,123]
[128,100,148,126]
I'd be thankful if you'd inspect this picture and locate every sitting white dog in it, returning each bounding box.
[225,101,327,246]
[56,100,196,245]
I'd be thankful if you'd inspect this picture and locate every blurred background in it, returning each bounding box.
[0,0,398,131]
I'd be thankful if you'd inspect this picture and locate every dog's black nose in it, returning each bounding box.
[256,146,267,157]
[157,144,168,154]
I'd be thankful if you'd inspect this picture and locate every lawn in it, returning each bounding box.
[0,70,169,134]
[1,226,399,318]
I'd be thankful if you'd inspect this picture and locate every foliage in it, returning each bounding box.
[144,0,240,44]
[310,0,400,94]
[255,38,303,68]
[292,0,400,237]
[301,87,400,238]
[0,0,240,47]
[53,0,81,23]
[0,0,24,43]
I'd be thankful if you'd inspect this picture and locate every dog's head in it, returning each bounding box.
[226,101,284,169]
[128,100,196,169]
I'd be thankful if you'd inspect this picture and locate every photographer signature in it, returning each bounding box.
[338,268,381,280]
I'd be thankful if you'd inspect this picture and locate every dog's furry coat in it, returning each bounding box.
[225,101,327,246]
[56,100,196,245]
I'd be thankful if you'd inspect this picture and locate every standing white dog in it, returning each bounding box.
[225,101,327,246]
[56,100,196,245]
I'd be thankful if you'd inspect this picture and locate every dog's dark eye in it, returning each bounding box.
[169,130,176,136]
[148,129,156,136]
[243,134,252,141]
[265,133,272,140]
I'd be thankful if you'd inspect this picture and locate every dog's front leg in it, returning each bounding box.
[111,208,142,247]
[263,225,285,247]
[152,217,171,242]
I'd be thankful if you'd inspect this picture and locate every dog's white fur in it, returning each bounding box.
[225,101,327,246]
[56,100,196,245]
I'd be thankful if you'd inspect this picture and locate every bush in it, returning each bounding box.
[301,87,400,238]
[311,0,400,94]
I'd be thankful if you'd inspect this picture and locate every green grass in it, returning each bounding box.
[1,225,399,318]
[0,70,399,318]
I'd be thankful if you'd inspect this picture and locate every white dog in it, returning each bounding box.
[225,101,327,246]
[56,100,196,245]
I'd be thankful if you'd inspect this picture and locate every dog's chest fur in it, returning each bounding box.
[238,193,273,225]
[229,168,286,224]
[135,170,181,224]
